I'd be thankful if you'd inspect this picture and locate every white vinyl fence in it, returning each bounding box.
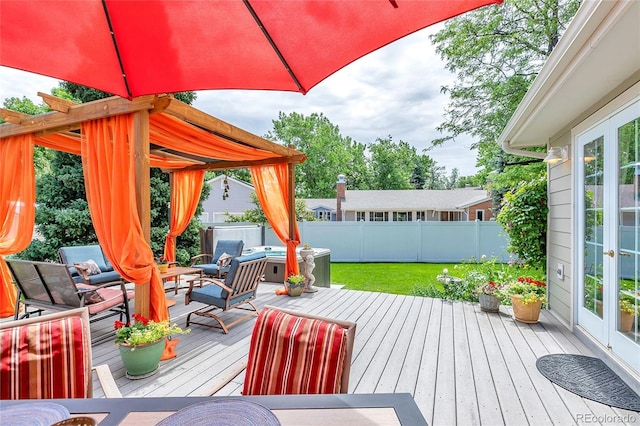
[204,221,510,263]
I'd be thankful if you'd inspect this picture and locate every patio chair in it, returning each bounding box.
[6,259,133,328]
[190,239,244,279]
[202,305,356,396]
[0,307,121,399]
[185,252,267,333]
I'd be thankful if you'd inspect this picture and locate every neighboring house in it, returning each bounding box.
[498,0,639,380]
[199,175,255,223]
[302,176,493,222]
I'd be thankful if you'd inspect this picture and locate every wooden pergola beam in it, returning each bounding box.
[163,99,296,157]
[39,92,76,113]
[175,153,307,172]
[0,95,168,138]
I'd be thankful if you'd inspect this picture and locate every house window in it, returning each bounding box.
[370,212,388,222]
[416,211,425,221]
[440,211,462,221]
[315,209,331,220]
[356,212,366,221]
[393,212,412,221]
[476,210,484,221]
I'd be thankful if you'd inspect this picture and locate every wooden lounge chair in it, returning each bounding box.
[0,307,121,399]
[185,252,267,333]
[190,239,244,279]
[6,259,133,327]
[202,305,357,395]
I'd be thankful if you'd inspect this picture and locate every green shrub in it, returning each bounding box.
[496,176,548,270]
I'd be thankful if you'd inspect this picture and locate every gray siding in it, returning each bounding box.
[201,178,255,222]
[547,132,573,327]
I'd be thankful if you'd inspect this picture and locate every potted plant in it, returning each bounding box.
[156,256,169,273]
[504,277,547,323]
[475,281,503,313]
[285,274,305,297]
[115,313,189,379]
[619,299,639,333]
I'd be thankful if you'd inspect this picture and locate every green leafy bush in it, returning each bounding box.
[496,176,548,270]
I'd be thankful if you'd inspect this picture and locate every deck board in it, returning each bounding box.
[7,280,637,424]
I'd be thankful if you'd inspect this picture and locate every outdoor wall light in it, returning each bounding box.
[583,149,596,163]
[543,146,569,165]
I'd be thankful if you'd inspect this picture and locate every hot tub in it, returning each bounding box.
[242,246,331,288]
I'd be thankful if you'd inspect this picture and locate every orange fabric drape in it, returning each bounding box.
[35,133,195,169]
[81,115,167,322]
[250,164,300,278]
[163,170,205,262]
[0,134,35,317]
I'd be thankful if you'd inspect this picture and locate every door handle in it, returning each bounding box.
[603,250,614,257]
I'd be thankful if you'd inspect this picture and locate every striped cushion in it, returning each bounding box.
[243,308,348,395]
[0,316,89,399]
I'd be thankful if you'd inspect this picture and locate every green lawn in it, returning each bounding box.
[330,262,455,295]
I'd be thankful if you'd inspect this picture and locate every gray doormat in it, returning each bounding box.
[536,354,640,412]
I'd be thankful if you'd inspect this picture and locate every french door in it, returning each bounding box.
[577,100,639,373]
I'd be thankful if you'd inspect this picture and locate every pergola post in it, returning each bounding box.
[133,109,151,317]
[288,159,296,242]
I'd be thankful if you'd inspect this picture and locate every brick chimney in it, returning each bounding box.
[336,174,346,221]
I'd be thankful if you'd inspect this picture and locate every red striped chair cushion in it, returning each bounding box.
[0,316,89,399]
[242,308,348,395]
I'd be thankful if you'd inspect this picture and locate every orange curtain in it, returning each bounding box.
[35,133,194,169]
[163,170,205,262]
[250,164,300,278]
[81,115,167,322]
[0,134,35,317]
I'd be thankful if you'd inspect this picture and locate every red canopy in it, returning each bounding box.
[1,0,501,99]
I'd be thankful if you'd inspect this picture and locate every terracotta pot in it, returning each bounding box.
[119,338,165,379]
[619,311,636,333]
[479,294,501,313]
[510,295,542,323]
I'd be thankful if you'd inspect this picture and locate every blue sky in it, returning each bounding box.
[0,24,479,176]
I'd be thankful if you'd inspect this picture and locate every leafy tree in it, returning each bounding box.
[14,84,207,264]
[368,137,415,190]
[431,0,579,199]
[266,112,371,197]
[2,97,54,177]
[444,168,460,190]
[496,176,548,270]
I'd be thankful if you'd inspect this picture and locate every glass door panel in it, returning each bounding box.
[583,137,605,319]
[616,117,639,342]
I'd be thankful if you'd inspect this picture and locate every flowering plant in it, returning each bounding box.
[156,256,168,264]
[115,314,189,346]
[286,274,305,286]
[475,281,503,296]
[620,299,639,315]
[504,276,547,305]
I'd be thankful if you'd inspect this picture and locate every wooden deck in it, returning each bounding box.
[65,282,640,424]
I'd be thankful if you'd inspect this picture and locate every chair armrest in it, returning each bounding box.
[196,361,247,396]
[185,277,232,305]
[193,277,232,293]
[190,254,212,265]
[92,364,122,398]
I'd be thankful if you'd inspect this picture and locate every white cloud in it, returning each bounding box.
[0,24,479,175]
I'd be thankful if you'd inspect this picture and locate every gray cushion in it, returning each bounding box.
[212,240,244,263]
[59,245,110,272]
[224,252,266,285]
[78,270,122,285]
[193,264,231,276]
